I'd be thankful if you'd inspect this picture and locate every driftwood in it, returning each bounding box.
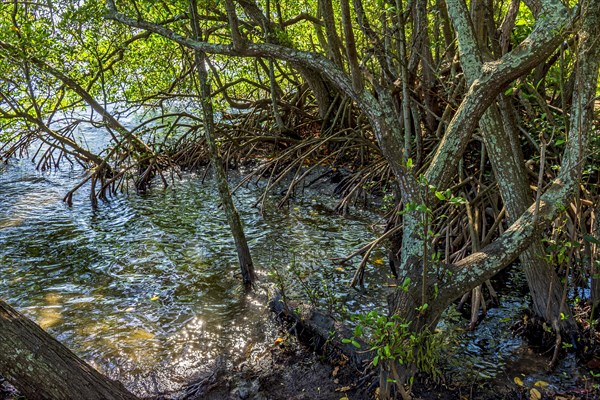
[268,290,372,371]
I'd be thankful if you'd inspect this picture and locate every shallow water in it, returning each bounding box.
[0,155,387,395]
[0,153,593,397]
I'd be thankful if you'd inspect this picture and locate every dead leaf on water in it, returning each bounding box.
[514,376,524,386]
[335,386,351,392]
[534,380,549,388]
[274,337,284,346]
[530,388,542,400]
[332,366,339,377]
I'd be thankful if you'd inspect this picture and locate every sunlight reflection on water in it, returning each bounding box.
[0,155,383,395]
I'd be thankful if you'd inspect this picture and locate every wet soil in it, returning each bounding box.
[172,331,524,400]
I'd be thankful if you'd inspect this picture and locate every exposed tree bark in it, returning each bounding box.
[340,0,363,93]
[394,0,412,159]
[0,299,138,400]
[223,0,244,50]
[414,0,439,135]
[318,0,344,68]
[190,0,256,287]
[447,0,577,335]
[425,0,572,189]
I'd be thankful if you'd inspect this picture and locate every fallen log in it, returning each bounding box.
[0,298,138,400]
[268,290,372,370]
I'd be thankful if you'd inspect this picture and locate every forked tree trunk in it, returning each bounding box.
[446,0,577,335]
[0,299,138,400]
[387,2,599,397]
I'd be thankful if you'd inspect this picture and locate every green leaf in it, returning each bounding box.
[434,191,446,201]
[583,235,600,245]
[449,196,468,205]
[416,204,429,213]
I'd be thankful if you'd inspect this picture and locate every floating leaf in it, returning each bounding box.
[530,388,542,400]
[150,295,159,301]
[372,257,385,266]
[514,376,524,386]
[274,337,284,346]
[332,366,339,377]
[335,267,345,272]
[534,381,549,388]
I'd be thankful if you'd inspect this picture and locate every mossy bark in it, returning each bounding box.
[0,299,138,400]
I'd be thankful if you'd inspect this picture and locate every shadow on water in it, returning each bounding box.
[0,157,594,397]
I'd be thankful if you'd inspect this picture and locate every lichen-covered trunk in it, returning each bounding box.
[382,2,599,397]
[480,103,577,336]
[444,0,577,335]
[0,299,138,400]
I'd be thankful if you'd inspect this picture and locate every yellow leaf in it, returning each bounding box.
[336,386,351,392]
[335,267,345,272]
[372,257,385,265]
[530,388,542,400]
[339,397,350,400]
[150,295,159,301]
[274,337,284,346]
[534,380,549,388]
[514,376,524,386]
